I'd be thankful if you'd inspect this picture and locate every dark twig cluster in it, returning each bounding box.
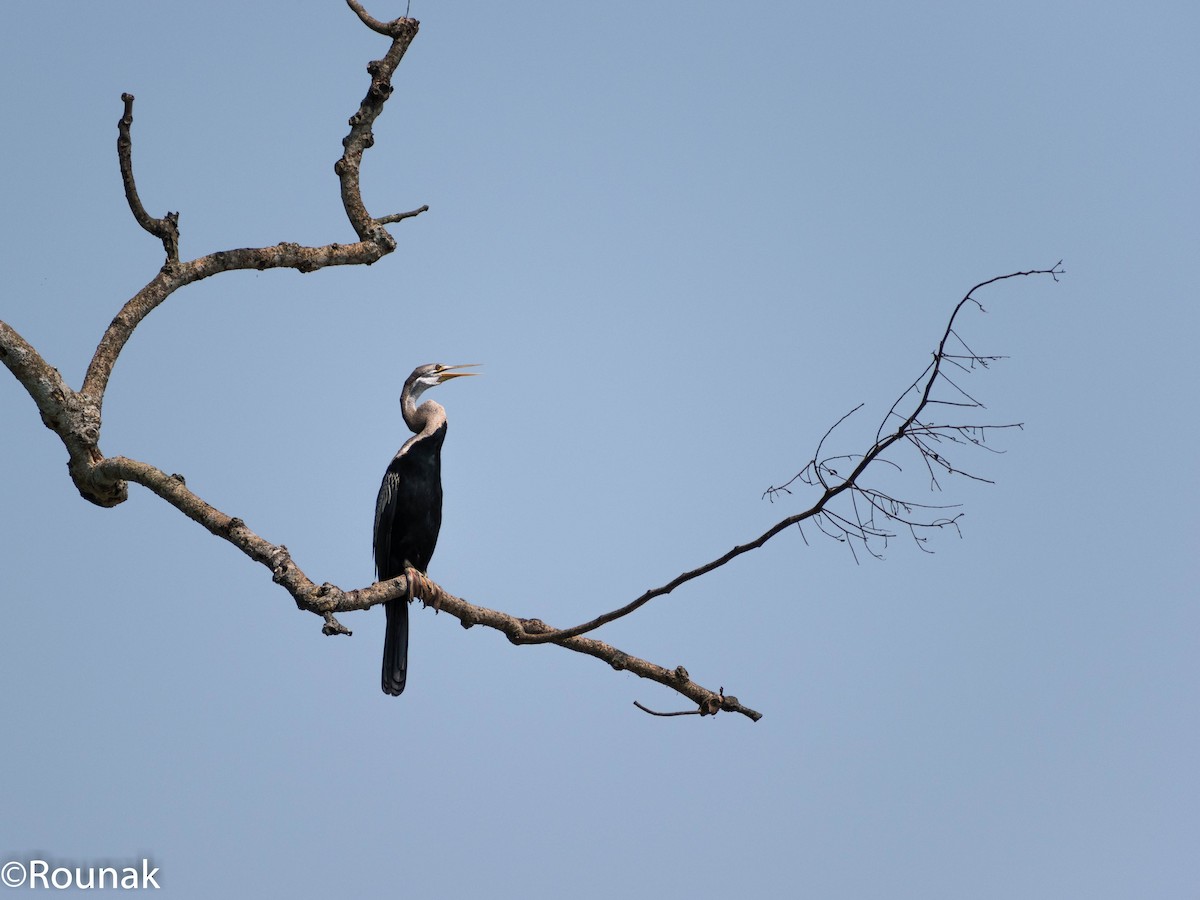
[759,264,1063,562]
[512,264,1064,707]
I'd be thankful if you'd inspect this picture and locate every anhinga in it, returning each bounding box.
[374,363,478,696]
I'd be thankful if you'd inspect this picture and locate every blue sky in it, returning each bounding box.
[1,1,1196,897]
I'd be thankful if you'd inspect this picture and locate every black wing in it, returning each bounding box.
[373,426,445,579]
[374,424,446,696]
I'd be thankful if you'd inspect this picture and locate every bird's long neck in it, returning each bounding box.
[401,397,447,445]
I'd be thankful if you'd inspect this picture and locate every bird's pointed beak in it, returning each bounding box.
[437,363,481,381]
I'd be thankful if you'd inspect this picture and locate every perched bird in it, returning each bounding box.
[374,363,478,696]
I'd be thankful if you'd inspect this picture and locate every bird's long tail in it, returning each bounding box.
[381,598,409,696]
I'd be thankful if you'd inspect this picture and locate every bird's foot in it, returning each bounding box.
[423,578,444,613]
[407,567,443,613]
[404,567,417,606]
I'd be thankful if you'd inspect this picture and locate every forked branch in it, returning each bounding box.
[0,0,1060,723]
[0,1,756,721]
[513,263,1064,647]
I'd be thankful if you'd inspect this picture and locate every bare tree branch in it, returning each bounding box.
[68,4,424,502]
[89,455,761,720]
[634,702,703,718]
[117,93,179,263]
[0,320,73,433]
[0,1,1060,722]
[336,12,421,239]
[80,2,423,421]
[345,0,405,36]
[513,263,1064,644]
[79,240,407,415]
[6,4,421,503]
[0,3,759,721]
[376,205,431,225]
[0,320,122,506]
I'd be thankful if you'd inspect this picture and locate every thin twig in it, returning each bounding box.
[376,205,430,225]
[634,702,702,717]
[345,0,408,35]
[117,93,180,263]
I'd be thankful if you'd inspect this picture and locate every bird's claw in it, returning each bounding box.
[407,567,442,613]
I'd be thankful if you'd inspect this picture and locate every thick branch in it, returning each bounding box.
[80,239,399,411]
[0,320,72,433]
[84,454,758,720]
[403,572,761,721]
[0,320,124,507]
[335,7,421,240]
[78,6,424,443]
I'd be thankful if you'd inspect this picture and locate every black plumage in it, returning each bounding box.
[373,363,476,696]
[375,423,444,695]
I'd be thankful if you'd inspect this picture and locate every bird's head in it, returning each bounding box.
[403,362,480,405]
